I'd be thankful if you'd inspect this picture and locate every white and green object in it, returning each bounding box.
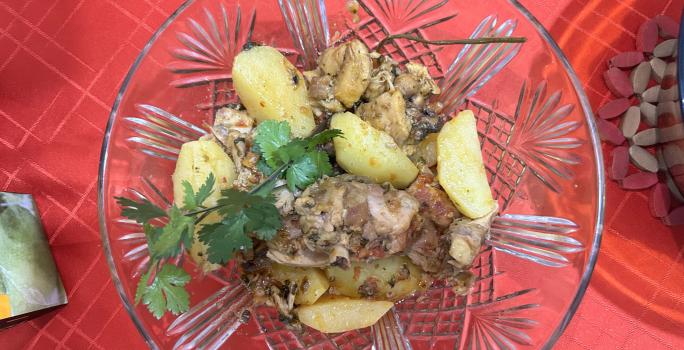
[0,192,67,327]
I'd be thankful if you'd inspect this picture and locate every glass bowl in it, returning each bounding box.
[98,0,604,349]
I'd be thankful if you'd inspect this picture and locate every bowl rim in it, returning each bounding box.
[507,1,605,348]
[97,0,606,348]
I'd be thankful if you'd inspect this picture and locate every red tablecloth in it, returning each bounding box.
[0,0,682,349]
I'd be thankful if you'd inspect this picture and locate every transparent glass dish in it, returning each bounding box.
[98,0,605,349]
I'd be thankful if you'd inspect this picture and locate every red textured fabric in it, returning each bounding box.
[0,0,682,349]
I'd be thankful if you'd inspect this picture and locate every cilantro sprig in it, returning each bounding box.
[254,120,341,191]
[115,121,342,319]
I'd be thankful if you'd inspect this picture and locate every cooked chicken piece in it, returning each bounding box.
[288,175,419,262]
[356,90,411,145]
[332,40,372,107]
[364,54,399,100]
[405,218,445,273]
[447,205,498,268]
[406,104,448,141]
[204,107,264,190]
[406,169,460,227]
[213,107,254,139]
[266,216,348,267]
[305,74,345,114]
[364,185,420,254]
[273,185,296,216]
[395,62,440,98]
[306,40,372,113]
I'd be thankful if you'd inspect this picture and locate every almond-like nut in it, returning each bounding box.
[603,67,634,97]
[632,128,658,146]
[620,106,641,138]
[649,57,666,83]
[653,15,679,39]
[663,144,684,167]
[658,86,678,102]
[657,101,681,126]
[649,183,671,218]
[660,124,684,143]
[597,98,631,119]
[609,51,644,68]
[621,172,658,190]
[640,102,657,127]
[596,118,626,145]
[636,20,658,52]
[610,146,629,180]
[630,61,651,94]
[629,145,658,172]
[653,39,676,58]
[663,206,684,226]
[641,85,660,103]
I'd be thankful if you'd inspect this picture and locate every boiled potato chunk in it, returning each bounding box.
[326,255,426,300]
[331,112,418,189]
[270,264,329,305]
[296,296,393,333]
[172,140,236,272]
[437,110,495,218]
[232,45,315,137]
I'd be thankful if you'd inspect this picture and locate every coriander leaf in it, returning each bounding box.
[142,278,166,319]
[149,206,194,259]
[198,214,253,264]
[194,172,215,208]
[158,264,191,315]
[182,173,215,210]
[181,181,196,210]
[286,152,319,191]
[140,264,191,319]
[275,139,306,164]
[305,129,343,149]
[244,201,282,240]
[135,269,151,305]
[143,223,162,255]
[254,120,291,168]
[115,196,167,224]
[256,158,274,176]
[309,150,333,177]
[217,189,260,216]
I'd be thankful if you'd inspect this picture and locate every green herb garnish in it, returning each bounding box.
[116,121,341,318]
[255,120,341,191]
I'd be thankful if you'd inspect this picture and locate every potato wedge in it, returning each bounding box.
[437,110,495,218]
[296,295,393,333]
[331,112,418,189]
[326,255,426,300]
[172,140,236,272]
[232,45,315,137]
[271,264,329,305]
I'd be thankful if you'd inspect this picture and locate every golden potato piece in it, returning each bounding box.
[326,255,426,301]
[232,45,315,137]
[296,295,393,333]
[172,140,236,272]
[270,264,329,305]
[437,110,495,218]
[331,112,418,189]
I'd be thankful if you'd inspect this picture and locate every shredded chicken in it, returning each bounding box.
[447,205,498,268]
[356,90,411,145]
[364,54,399,100]
[206,107,263,191]
[305,39,372,115]
[267,175,421,266]
[407,169,460,228]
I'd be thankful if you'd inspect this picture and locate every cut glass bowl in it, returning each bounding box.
[98,0,605,349]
